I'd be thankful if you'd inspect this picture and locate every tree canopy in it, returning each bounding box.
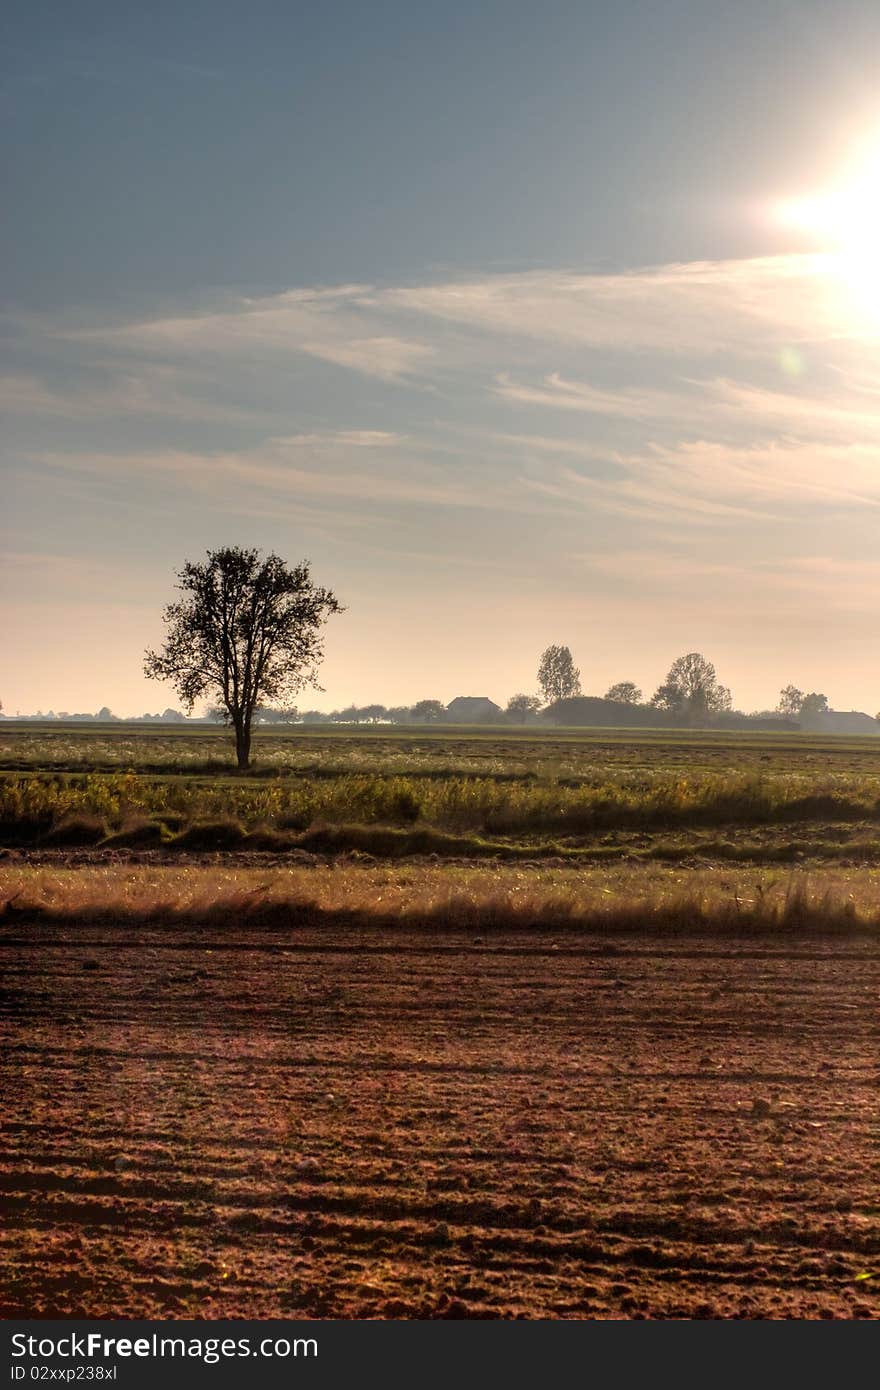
[144,547,341,768]
[799,692,829,716]
[506,693,542,722]
[651,652,731,721]
[605,681,642,705]
[537,645,581,704]
[411,699,446,722]
[777,684,804,716]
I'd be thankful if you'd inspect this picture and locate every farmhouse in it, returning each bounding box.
[799,709,880,735]
[446,696,502,722]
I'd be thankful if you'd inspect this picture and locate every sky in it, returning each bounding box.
[5,0,880,716]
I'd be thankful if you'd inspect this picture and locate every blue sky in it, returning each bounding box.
[5,1,880,714]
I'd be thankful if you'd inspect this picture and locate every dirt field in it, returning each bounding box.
[3,915,880,1319]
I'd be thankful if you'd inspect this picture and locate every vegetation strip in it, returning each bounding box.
[3,863,880,936]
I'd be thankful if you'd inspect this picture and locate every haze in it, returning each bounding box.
[5,1,880,716]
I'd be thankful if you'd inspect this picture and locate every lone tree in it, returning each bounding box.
[605,681,642,705]
[144,547,342,770]
[537,645,581,704]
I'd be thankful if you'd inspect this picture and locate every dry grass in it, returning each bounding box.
[2,860,878,935]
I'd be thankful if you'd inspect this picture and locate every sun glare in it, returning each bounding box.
[778,141,880,322]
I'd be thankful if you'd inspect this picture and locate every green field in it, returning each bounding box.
[2,722,880,872]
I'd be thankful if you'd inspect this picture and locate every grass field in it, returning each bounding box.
[3,723,880,1317]
[3,722,880,868]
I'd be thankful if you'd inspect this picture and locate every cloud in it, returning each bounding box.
[26,429,535,518]
[383,254,852,353]
[296,335,434,379]
[61,253,855,397]
[11,250,880,587]
[494,365,880,456]
[86,285,434,382]
[509,430,880,526]
[519,460,776,525]
[0,366,256,423]
[648,438,880,509]
[23,251,880,424]
[277,430,401,448]
[493,371,692,419]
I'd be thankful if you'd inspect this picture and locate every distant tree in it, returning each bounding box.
[300,709,330,723]
[360,704,387,723]
[334,705,362,723]
[605,681,642,705]
[96,706,118,722]
[650,681,685,712]
[506,693,542,722]
[777,685,804,716]
[411,699,446,722]
[386,705,412,724]
[254,705,298,724]
[145,547,341,770]
[537,645,581,704]
[799,692,829,716]
[653,652,729,722]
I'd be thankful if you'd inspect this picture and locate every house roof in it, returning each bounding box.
[446,696,501,710]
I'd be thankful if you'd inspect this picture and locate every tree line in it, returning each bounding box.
[262,648,831,728]
[3,547,852,772]
[530,645,832,722]
[3,543,852,771]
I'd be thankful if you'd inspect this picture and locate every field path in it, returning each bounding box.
[3,918,880,1318]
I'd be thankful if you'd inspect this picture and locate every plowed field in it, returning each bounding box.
[3,917,880,1318]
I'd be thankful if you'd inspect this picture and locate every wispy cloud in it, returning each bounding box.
[64,253,855,395]
[26,429,534,518]
[493,371,691,419]
[382,255,851,352]
[84,284,434,382]
[510,432,880,525]
[296,335,433,380]
[0,367,255,423]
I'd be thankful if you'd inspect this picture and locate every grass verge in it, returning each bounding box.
[2,863,879,936]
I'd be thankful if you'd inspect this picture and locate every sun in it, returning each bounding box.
[777,142,880,322]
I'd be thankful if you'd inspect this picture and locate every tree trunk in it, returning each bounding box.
[234,720,251,771]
